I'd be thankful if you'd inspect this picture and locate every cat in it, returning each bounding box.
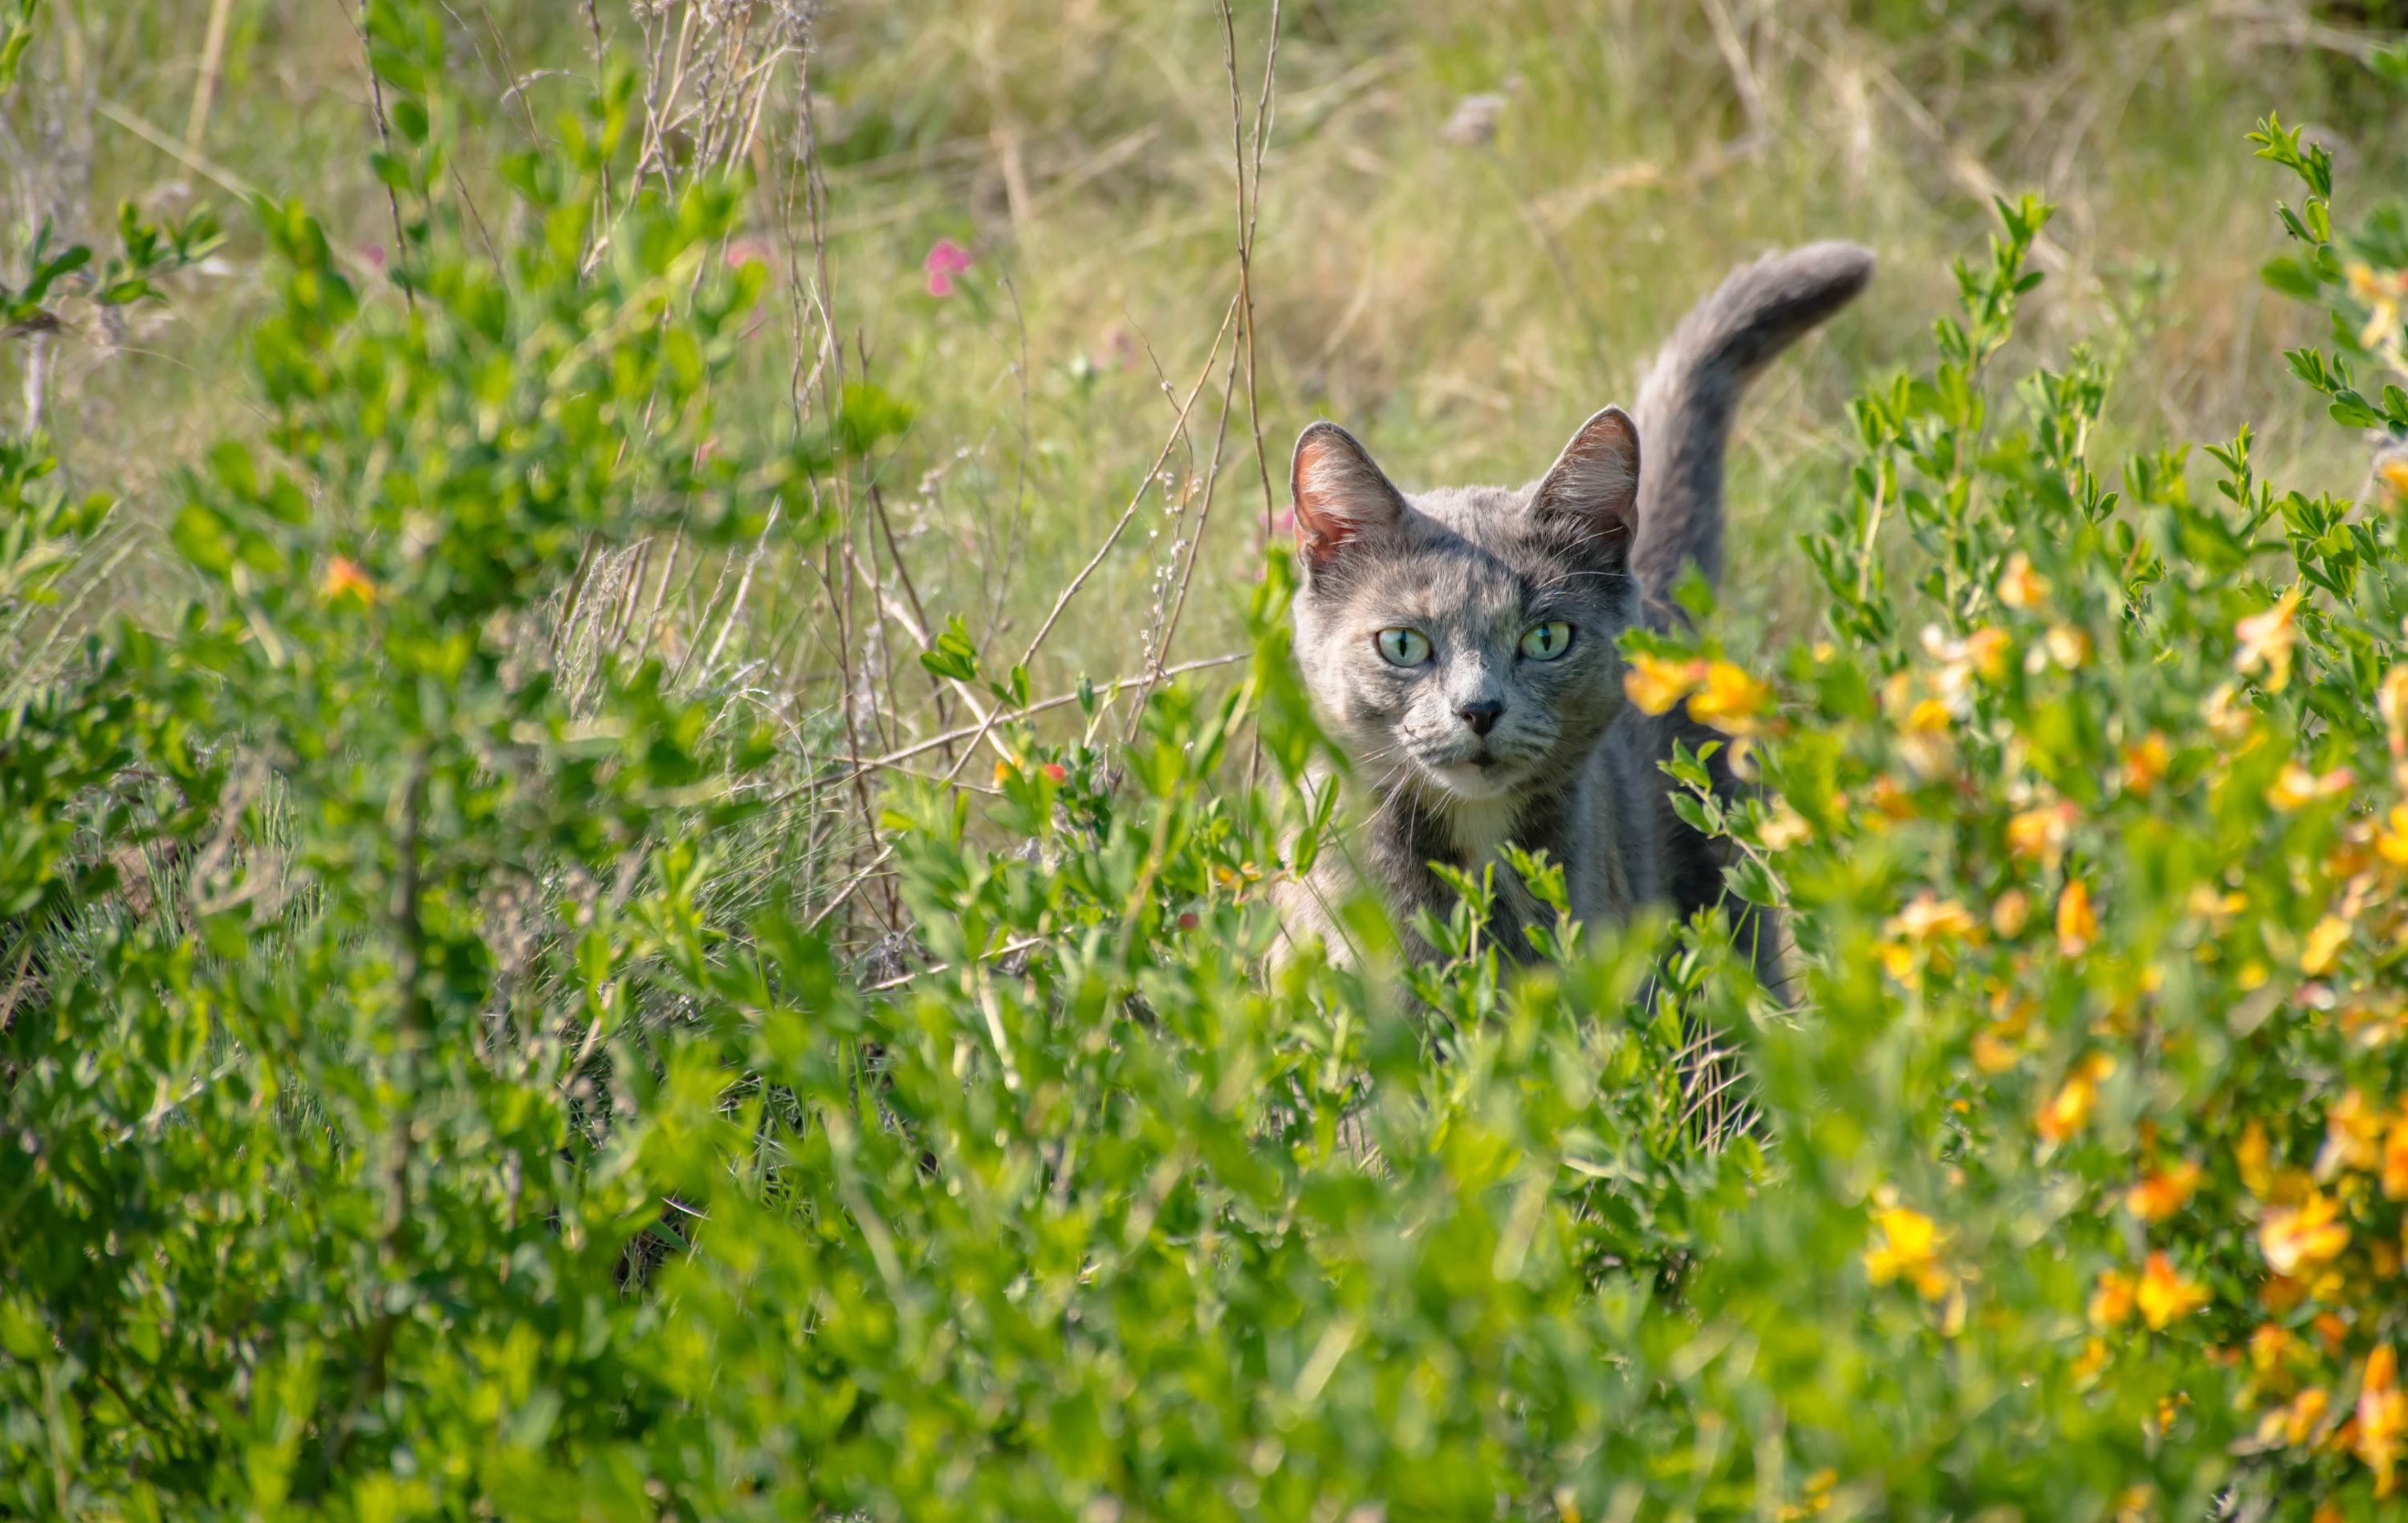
[1273,242,1873,984]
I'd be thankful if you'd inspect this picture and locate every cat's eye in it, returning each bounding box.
[1519,620,1574,661]
[1375,627,1432,667]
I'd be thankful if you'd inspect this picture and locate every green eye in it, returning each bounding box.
[1376,627,1432,667]
[1519,620,1573,660]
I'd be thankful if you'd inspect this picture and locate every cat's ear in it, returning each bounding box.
[1532,405,1641,567]
[1291,422,1405,568]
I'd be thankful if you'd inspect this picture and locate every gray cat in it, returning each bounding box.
[1275,243,1873,982]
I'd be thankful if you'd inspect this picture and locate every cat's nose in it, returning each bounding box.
[1457,698,1503,737]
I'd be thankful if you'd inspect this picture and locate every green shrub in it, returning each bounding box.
[7,8,2408,1520]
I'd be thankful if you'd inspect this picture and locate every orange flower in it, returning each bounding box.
[2056,879,2099,958]
[2136,1251,2211,1330]
[2386,1112,2408,1200]
[2259,1386,2330,1448]
[2377,805,2408,868]
[2237,1121,2276,1198]
[321,555,377,604]
[1991,889,2031,939]
[2360,1346,2408,1497]
[2126,1160,2203,1223]
[2234,583,2305,693]
[2261,1190,2351,1275]
[2121,733,2170,795]
[1996,550,2050,611]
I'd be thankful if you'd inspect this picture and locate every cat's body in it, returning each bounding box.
[1275,243,1874,978]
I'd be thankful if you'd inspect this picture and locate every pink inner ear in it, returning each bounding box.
[1292,432,1385,558]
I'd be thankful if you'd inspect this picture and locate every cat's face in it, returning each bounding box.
[1288,411,1645,808]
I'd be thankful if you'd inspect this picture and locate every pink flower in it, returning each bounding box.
[923,237,972,297]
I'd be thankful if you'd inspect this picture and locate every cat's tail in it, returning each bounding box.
[1630,242,1873,599]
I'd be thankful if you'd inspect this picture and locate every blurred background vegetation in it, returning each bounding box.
[13,0,2408,948]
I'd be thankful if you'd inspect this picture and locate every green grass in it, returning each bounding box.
[14,0,2408,955]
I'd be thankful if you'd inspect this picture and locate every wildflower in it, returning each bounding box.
[1040,762,1068,784]
[2382,455,2408,502]
[2056,879,2098,958]
[2089,1269,2136,1327]
[1864,1203,1953,1299]
[2237,1121,2276,1197]
[2044,624,2091,668]
[2007,801,2076,867]
[1624,652,1703,715]
[1991,888,2031,939]
[321,556,376,604]
[2361,1346,2408,1497]
[2348,262,2407,349]
[2136,1252,2211,1330]
[992,758,1017,786]
[2319,1089,2383,1178]
[2259,1386,2330,1448]
[1996,551,2050,611]
[2378,805,2408,867]
[2127,1160,2203,1222]
[1686,660,1772,737]
[2038,1052,2113,1143]
[2260,1190,2351,1274]
[2121,733,2170,795]
[2267,762,2353,811]
[2252,1322,2298,1375]
[2386,1111,2408,1200]
[2234,583,2305,692]
[1758,798,1811,851]
[2382,666,2408,749]
[923,237,974,298]
[2203,680,2254,740]
[1885,891,1978,944]
[2301,914,2353,977]
[2073,1335,2112,1381]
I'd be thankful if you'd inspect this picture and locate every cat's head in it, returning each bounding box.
[1286,408,1645,809]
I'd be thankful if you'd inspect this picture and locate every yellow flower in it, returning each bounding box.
[2007,801,2076,867]
[1864,1204,1953,1299]
[2385,1111,2408,1200]
[2136,1251,2211,1330]
[2260,1190,2351,1275]
[2251,1322,2298,1375]
[2381,457,2408,502]
[2382,665,2408,743]
[2038,1051,2113,1143]
[1686,660,1771,737]
[2348,261,2406,349]
[2234,583,2305,692]
[2044,624,2091,669]
[2126,1160,2203,1223]
[2072,1335,2112,1381]
[2203,680,2254,740]
[2089,1269,2136,1328]
[2318,1088,2384,1178]
[2378,805,2408,867]
[321,555,377,605]
[2056,879,2098,958]
[2300,914,2353,977]
[1758,798,1811,851]
[1885,891,1979,944]
[2237,1121,2276,1198]
[1623,653,1703,715]
[1991,889,2031,939]
[2121,733,2170,796]
[2267,762,2354,812]
[2259,1385,2329,1448]
[1996,550,2050,611]
[2360,1345,2408,1497]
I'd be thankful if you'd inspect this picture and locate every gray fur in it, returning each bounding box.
[1277,243,1873,977]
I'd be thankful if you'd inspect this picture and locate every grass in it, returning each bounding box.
[13,0,2408,954]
